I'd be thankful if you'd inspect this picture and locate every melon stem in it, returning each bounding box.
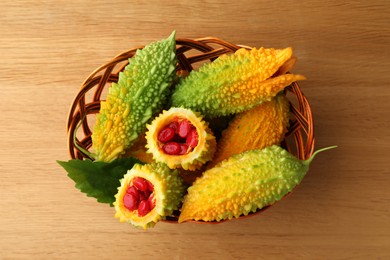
[303,145,338,166]
[73,114,96,160]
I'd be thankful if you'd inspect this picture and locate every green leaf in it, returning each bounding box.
[57,157,142,206]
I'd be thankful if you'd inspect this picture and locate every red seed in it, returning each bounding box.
[179,143,189,155]
[148,195,156,209]
[132,177,148,191]
[126,186,140,201]
[138,200,151,217]
[186,129,198,148]
[158,127,175,142]
[139,191,147,202]
[178,120,192,138]
[162,142,181,155]
[142,189,152,199]
[167,121,179,133]
[145,179,154,191]
[123,193,138,211]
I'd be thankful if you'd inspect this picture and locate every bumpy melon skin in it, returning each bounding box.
[124,132,155,164]
[208,94,290,169]
[171,47,305,118]
[114,163,185,229]
[178,146,309,223]
[91,31,177,162]
[145,107,217,171]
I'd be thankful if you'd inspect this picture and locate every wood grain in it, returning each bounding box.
[1,0,389,259]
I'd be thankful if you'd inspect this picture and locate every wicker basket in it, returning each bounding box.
[66,37,315,223]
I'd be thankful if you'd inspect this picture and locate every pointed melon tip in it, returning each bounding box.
[168,30,176,40]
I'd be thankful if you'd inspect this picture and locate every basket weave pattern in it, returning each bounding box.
[66,37,315,222]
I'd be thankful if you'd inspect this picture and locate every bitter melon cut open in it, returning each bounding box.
[114,163,185,229]
[145,107,216,171]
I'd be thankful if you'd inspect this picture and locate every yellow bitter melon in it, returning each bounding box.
[171,47,305,118]
[145,107,216,171]
[124,132,155,164]
[114,163,185,229]
[91,31,177,162]
[208,94,290,169]
[178,145,337,223]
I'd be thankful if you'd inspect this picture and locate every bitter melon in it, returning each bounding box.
[145,107,216,171]
[208,94,290,168]
[91,31,177,162]
[179,145,336,223]
[124,132,155,164]
[171,47,305,118]
[114,163,185,229]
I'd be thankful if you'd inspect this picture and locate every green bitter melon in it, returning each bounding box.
[171,47,305,118]
[91,31,177,162]
[179,145,336,223]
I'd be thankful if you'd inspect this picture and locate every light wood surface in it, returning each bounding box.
[1,0,389,259]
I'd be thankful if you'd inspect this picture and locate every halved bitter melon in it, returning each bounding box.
[114,163,185,229]
[145,107,217,171]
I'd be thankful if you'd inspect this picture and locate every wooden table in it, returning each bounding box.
[1,0,389,259]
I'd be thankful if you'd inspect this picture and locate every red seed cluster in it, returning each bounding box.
[123,177,155,217]
[157,119,198,155]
